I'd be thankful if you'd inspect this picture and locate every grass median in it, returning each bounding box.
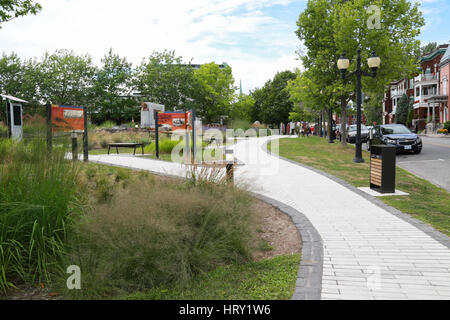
[268,136,450,236]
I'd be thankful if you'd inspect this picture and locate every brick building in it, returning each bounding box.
[383,44,449,131]
[438,46,450,124]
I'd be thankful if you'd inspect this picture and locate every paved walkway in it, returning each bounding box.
[89,136,450,300]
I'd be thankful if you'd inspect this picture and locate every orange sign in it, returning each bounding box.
[158,112,191,131]
[51,105,85,132]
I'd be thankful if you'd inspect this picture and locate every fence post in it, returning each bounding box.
[226,162,234,184]
[46,103,52,155]
[83,106,88,162]
[72,131,78,161]
[155,111,159,159]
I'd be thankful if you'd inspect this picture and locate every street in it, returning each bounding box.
[357,136,450,192]
[396,136,450,192]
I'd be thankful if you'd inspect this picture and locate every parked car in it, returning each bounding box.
[347,124,369,143]
[367,124,422,154]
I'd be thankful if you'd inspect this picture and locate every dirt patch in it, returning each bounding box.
[3,284,60,300]
[251,198,302,261]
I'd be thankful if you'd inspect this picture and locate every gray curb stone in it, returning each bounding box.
[263,139,450,250]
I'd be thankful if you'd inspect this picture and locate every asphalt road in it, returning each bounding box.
[394,136,450,192]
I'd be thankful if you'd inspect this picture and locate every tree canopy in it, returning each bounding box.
[250,70,296,126]
[0,0,41,27]
[289,0,424,141]
[192,62,236,123]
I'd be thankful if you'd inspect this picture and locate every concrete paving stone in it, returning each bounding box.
[330,264,366,270]
[333,271,370,278]
[405,294,448,300]
[416,270,450,275]
[320,293,344,300]
[323,275,367,282]
[321,288,340,295]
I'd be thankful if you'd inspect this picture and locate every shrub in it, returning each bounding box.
[444,121,450,132]
[437,128,448,134]
[144,139,181,154]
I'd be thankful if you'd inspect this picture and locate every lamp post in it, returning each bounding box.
[337,49,380,163]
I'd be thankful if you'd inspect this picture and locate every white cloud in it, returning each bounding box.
[0,0,302,93]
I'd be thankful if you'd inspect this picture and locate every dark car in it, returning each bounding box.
[347,124,369,143]
[367,124,422,154]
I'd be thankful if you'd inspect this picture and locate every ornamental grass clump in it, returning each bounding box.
[0,139,84,293]
[63,175,255,299]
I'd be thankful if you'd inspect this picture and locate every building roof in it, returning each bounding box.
[0,94,28,103]
[440,45,450,67]
[419,44,449,63]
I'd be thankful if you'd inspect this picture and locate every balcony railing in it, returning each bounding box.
[420,74,438,81]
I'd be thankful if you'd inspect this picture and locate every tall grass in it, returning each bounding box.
[144,139,180,154]
[61,168,255,299]
[0,138,84,293]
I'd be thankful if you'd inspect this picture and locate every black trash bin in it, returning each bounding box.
[370,145,396,194]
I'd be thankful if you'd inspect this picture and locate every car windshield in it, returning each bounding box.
[381,125,412,135]
[348,125,368,131]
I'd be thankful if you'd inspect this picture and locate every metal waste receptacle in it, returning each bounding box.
[370,145,396,193]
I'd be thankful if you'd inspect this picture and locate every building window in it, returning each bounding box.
[444,78,448,95]
[416,87,420,97]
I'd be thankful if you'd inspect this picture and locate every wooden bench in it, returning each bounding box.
[107,143,144,155]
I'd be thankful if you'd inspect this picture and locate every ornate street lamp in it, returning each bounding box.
[337,49,380,163]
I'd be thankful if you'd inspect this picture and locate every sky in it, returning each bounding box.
[0,0,449,94]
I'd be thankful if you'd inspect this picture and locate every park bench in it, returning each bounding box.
[107,142,144,155]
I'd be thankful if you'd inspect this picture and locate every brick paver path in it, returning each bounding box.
[90,136,450,300]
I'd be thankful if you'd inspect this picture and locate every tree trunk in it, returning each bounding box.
[340,97,347,146]
[318,113,322,137]
[328,107,332,141]
[322,109,326,138]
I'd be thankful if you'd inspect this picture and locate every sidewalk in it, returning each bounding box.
[89,136,450,300]
[419,133,450,138]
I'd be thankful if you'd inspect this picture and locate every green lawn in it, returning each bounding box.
[269,136,450,236]
[123,254,301,300]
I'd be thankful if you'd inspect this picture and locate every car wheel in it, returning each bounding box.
[414,149,422,154]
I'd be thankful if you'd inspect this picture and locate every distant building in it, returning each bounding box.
[438,46,450,124]
[383,44,449,131]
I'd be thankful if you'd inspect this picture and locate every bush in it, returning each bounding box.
[144,139,181,154]
[444,121,450,132]
[0,139,84,293]
[437,128,448,134]
[62,178,255,299]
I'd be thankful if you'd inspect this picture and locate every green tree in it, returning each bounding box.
[295,0,425,144]
[395,93,409,124]
[91,49,137,124]
[0,53,41,122]
[135,50,196,111]
[287,70,322,123]
[193,62,236,123]
[250,70,296,126]
[230,93,255,122]
[419,42,438,56]
[0,52,23,97]
[36,49,96,107]
[0,0,41,27]
[363,92,383,125]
